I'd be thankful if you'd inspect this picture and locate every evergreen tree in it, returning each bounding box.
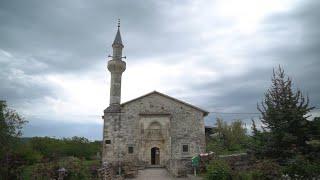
[256,66,314,159]
[250,119,270,158]
[251,119,259,138]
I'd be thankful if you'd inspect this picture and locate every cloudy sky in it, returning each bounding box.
[1,0,319,140]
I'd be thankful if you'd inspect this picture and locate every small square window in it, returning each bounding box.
[105,140,111,144]
[128,146,134,154]
[182,145,189,153]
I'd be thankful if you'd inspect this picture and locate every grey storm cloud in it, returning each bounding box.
[181,1,320,124]
[259,1,320,107]
[0,0,193,74]
[1,1,158,71]
[0,52,57,105]
[0,0,319,139]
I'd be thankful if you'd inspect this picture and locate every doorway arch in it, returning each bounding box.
[151,147,160,165]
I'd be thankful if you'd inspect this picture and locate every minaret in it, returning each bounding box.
[106,19,126,111]
[102,20,126,165]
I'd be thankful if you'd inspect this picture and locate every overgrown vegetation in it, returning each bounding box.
[251,66,320,178]
[205,66,320,179]
[23,157,100,180]
[0,100,28,179]
[29,136,101,160]
[205,159,231,180]
[206,119,249,155]
[0,100,101,179]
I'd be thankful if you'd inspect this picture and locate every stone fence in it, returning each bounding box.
[218,153,252,171]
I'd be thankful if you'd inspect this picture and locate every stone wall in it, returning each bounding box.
[219,153,252,171]
[122,93,206,157]
[169,158,194,177]
[102,92,206,176]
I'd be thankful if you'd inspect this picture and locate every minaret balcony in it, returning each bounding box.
[107,60,126,73]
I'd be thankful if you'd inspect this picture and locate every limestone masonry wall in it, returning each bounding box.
[103,92,206,176]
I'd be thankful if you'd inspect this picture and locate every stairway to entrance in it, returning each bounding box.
[129,168,172,180]
[128,168,202,180]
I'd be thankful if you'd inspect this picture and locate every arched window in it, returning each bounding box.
[148,121,161,130]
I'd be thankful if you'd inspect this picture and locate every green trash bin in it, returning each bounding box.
[191,155,200,176]
[192,155,200,167]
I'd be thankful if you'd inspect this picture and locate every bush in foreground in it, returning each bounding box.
[205,159,231,180]
[282,155,320,179]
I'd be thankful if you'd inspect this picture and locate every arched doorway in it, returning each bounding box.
[151,147,160,165]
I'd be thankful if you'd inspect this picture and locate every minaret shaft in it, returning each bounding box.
[109,71,124,105]
[107,27,126,106]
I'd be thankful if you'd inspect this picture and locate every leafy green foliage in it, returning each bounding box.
[29,158,99,180]
[232,160,281,180]
[205,159,231,180]
[252,160,281,180]
[20,137,101,179]
[0,101,27,141]
[231,170,258,180]
[29,136,101,160]
[14,142,43,165]
[282,155,320,179]
[228,160,281,180]
[1,101,101,179]
[207,118,249,155]
[0,100,28,179]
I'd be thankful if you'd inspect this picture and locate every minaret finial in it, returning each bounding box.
[117,19,120,28]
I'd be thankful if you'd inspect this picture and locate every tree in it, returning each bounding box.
[305,117,320,161]
[308,117,320,140]
[0,100,27,145]
[0,100,28,179]
[207,118,248,154]
[256,66,314,159]
[250,119,270,158]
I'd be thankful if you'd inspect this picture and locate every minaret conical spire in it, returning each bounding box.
[112,19,123,46]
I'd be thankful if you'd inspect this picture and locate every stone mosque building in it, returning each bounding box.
[102,22,208,176]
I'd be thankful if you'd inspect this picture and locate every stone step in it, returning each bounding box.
[136,166,145,170]
[146,165,164,168]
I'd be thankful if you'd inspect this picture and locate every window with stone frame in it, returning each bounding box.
[182,144,189,153]
[105,140,111,144]
[128,146,134,154]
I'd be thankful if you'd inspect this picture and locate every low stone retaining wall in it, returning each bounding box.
[218,153,252,171]
[169,158,192,177]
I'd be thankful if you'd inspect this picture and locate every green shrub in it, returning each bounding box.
[206,140,225,155]
[252,160,281,180]
[283,155,320,179]
[231,170,258,180]
[14,143,43,165]
[28,158,99,180]
[205,159,231,180]
[229,160,281,180]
